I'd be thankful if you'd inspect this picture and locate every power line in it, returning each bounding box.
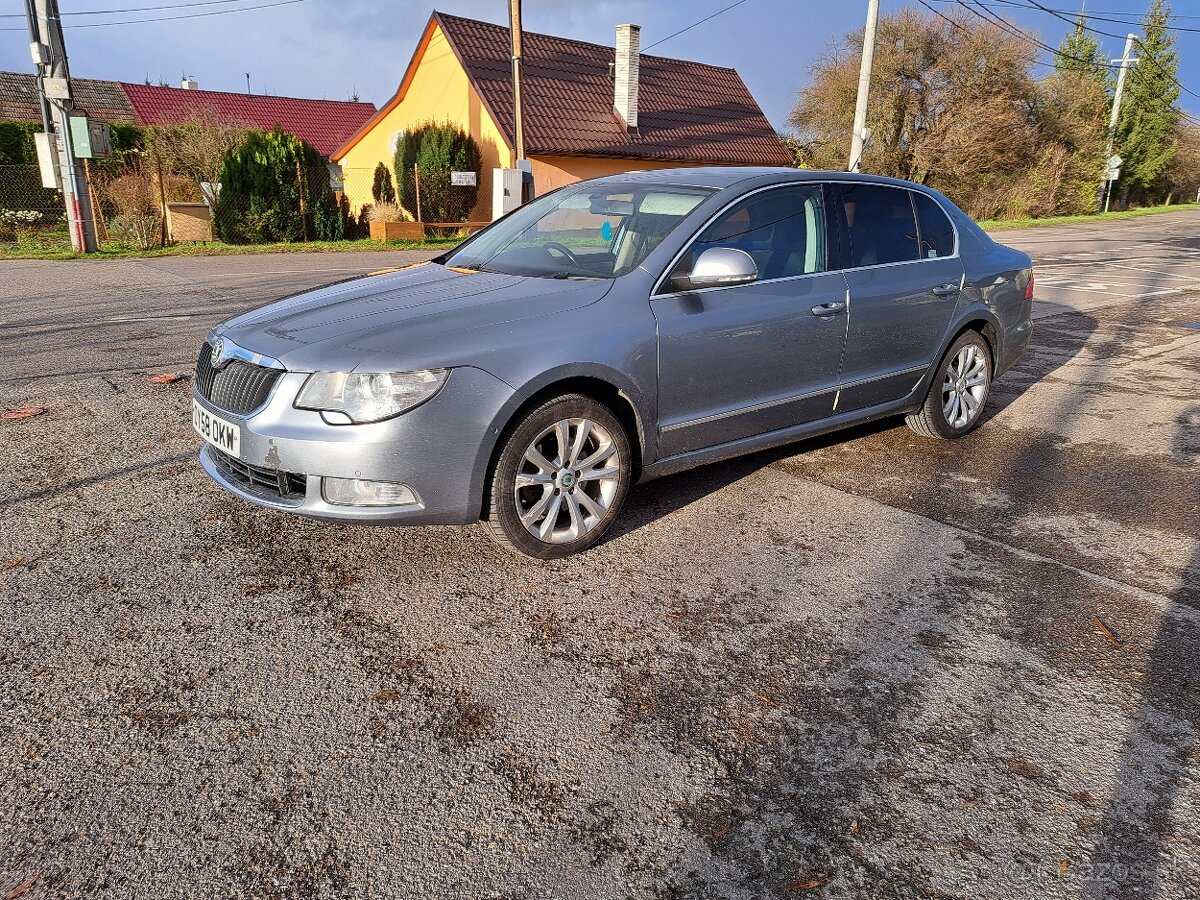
[0,0,306,30]
[926,0,1200,33]
[0,0,256,18]
[643,0,751,52]
[941,0,1200,126]
[995,0,1200,105]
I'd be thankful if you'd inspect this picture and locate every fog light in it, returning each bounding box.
[322,477,419,507]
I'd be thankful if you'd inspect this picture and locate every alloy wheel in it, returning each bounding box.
[941,342,989,429]
[514,417,622,544]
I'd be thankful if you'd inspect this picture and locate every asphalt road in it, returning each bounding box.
[1,212,1197,900]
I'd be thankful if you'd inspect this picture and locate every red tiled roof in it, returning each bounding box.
[120,83,376,157]
[435,11,791,167]
[0,71,134,124]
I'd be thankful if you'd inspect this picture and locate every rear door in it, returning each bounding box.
[832,184,964,412]
[651,183,848,457]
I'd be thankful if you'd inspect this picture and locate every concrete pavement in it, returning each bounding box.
[0,211,1197,899]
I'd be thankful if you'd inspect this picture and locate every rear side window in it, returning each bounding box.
[666,185,827,288]
[913,192,957,259]
[835,184,920,268]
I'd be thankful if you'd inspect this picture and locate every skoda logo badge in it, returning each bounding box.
[211,339,225,368]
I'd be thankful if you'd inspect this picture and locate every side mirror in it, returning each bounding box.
[675,247,758,291]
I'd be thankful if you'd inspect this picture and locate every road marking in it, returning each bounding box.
[107,314,196,323]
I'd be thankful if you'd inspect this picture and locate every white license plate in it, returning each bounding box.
[192,398,240,456]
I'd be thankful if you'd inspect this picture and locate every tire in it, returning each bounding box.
[906,330,994,440]
[482,394,632,559]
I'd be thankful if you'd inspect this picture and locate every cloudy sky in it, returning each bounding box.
[2,0,1197,128]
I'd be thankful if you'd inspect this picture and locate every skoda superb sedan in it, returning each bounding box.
[192,168,1033,559]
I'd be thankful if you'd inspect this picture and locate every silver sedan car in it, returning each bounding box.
[192,168,1033,558]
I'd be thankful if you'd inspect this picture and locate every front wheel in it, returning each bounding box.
[906,331,993,439]
[482,394,632,559]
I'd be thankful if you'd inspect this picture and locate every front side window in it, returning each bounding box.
[836,184,920,268]
[913,192,957,259]
[666,185,827,288]
[441,183,714,279]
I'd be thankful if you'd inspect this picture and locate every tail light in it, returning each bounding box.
[1024,270,1035,301]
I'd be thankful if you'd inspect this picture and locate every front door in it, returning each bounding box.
[651,184,848,457]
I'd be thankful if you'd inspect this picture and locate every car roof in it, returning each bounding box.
[580,167,935,193]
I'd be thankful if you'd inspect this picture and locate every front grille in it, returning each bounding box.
[208,446,307,505]
[195,343,282,415]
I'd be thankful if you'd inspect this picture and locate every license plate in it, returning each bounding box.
[192,398,240,456]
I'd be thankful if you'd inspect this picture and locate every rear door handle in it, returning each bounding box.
[811,301,846,317]
[932,284,960,296]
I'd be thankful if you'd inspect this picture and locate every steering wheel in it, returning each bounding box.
[541,241,582,268]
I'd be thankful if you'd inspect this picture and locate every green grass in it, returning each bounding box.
[980,202,1200,231]
[4,201,1198,258]
[0,234,461,261]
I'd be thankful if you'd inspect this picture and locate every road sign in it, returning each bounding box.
[451,171,477,187]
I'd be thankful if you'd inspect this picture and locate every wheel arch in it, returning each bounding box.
[469,367,650,522]
[945,312,1001,374]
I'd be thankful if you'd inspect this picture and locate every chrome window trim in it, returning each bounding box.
[651,179,963,298]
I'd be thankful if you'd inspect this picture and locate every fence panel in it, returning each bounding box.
[0,164,69,252]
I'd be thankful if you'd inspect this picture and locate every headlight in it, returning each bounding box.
[295,369,448,423]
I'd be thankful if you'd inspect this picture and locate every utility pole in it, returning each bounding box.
[1101,33,1138,213]
[848,0,880,172]
[508,0,526,164]
[29,0,97,252]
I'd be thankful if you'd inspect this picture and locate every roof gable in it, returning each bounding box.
[434,11,791,166]
[120,84,376,156]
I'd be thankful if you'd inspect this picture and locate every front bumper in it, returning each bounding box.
[194,366,522,525]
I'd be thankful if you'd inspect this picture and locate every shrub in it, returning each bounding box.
[371,161,396,204]
[366,201,411,223]
[104,172,160,249]
[393,122,481,222]
[215,129,343,243]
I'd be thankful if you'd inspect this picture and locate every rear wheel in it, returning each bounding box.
[906,331,993,439]
[483,394,631,559]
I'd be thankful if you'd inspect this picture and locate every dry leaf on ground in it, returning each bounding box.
[1092,616,1121,650]
[148,373,188,385]
[1,407,45,421]
[6,870,42,900]
[789,874,829,891]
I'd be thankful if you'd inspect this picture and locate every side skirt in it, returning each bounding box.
[638,394,921,483]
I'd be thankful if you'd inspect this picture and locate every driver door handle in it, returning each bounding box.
[932,283,960,296]
[811,301,846,317]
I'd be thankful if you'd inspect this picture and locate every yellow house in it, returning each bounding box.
[332,11,792,222]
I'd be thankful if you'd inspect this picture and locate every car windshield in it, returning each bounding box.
[440,182,715,279]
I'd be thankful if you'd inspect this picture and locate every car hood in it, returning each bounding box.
[213,262,613,373]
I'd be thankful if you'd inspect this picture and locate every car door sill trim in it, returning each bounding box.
[838,364,928,391]
[660,387,834,433]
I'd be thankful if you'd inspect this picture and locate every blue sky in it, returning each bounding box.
[3,0,1197,129]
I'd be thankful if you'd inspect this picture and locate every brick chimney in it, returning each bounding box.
[614,24,640,129]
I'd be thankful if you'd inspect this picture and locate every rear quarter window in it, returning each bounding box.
[914,192,957,259]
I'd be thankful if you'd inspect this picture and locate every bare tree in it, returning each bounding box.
[144,107,248,207]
